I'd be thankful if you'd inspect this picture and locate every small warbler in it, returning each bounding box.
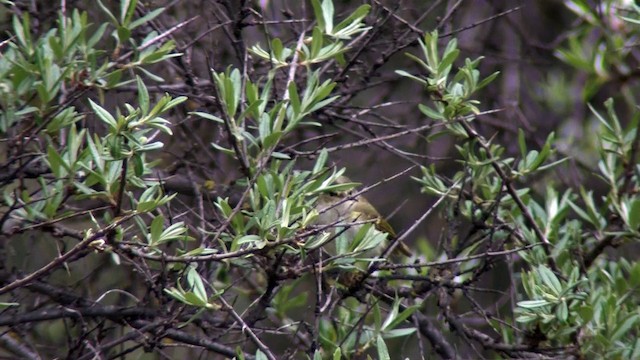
[316,176,412,257]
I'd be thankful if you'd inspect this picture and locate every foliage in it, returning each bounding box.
[1,0,640,359]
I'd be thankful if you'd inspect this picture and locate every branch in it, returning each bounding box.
[218,295,277,360]
[414,312,456,359]
[458,119,559,273]
[0,333,41,360]
[206,54,251,178]
[367,283,456,359]
[114,157,128,218]
[0,213,135,295]
[380,243,543,270]
[583,233,616,269]
[115,16,199,63]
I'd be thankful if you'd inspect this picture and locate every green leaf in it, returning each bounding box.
[0,302,20,309]
[211,142,235,155]
[382,328,417,339]
[186,266,207,302]
[255,350,268,360]
[192,111,224,123]
[437,47,459,75]
[129,7,165,30]
[477,71,499,90]
[313,149,328,174]
[384,304,419,330]
[263,131,282,149]
[418,104,444,120]
[136,76,149,114]
[237,235,261,244]
[165,96,188,110]
[120,0,137,25]
[395,69,428,86]
[271,151,291,159]
[116,25,131,43]
[332,348,341,360]
[309,26,323,59]
[630,262,640,288]
[333,4,370,34]
[376,335,391,360]
[538,265,562,296]
[628,198,640,231]
[137,201,157,213]
[310,0,325,34]
[13,13,32,51]
[577,305,593,323]
[158,222,191,244]
[518,129,527,158]
[556,301,568,322]
[183,291,207,307]
[631,338,640,360]
[131,153,144,177]
[517,300,550,309]
[137,66,165,82]
[611,314,639,341]
[88,22,109,48]
[288,82,301,117]
[321,0,334,33]
[270,38,284,62]
[528,132,554,171]
[307,95,339,114]
[149,215,164,244]
[89,99,117,130]
[47,146,71,177]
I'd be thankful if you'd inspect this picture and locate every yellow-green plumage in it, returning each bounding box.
[316,176,411,257]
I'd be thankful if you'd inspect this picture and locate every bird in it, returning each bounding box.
[315,176,412,258]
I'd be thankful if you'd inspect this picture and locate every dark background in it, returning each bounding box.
[2,0,638,358]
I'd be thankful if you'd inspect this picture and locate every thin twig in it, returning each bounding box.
[0,214,135,295]
[440,6,524,38]
[380,242,543,270]
[458,119,558,273]
[113,157,128,218]
[218,295,277,360]
[116,16,199,63]
[206,54,251,177]
[293,109,501,157]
